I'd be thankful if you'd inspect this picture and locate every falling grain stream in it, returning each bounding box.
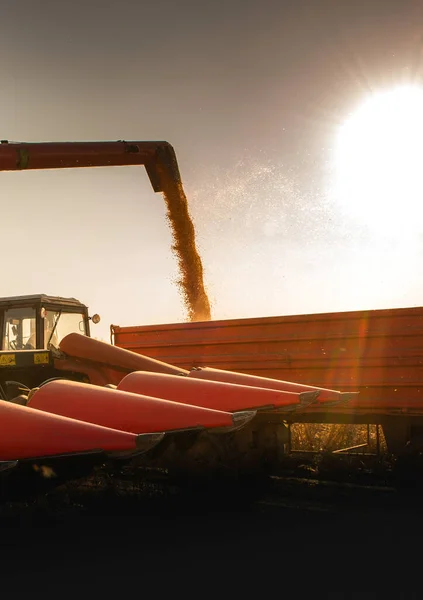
[160,168,211,322]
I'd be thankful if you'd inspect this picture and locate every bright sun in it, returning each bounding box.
[334,85,423,232]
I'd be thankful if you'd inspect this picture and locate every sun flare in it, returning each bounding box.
[334,86,423,232]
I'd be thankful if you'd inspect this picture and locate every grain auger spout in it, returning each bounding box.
[0,140,211,322]
[0,139,181,190]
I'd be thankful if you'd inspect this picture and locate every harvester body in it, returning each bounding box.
[0,140,364,495]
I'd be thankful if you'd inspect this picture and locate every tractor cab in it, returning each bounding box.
[0,294,100,351]
[0,295,100,400]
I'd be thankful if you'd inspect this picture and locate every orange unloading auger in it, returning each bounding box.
[0,140,181,190]
[0,140,210,322]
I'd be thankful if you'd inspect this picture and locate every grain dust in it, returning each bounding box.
[160,169,211,322]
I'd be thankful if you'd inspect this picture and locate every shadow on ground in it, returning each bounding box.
[0,470,422,596]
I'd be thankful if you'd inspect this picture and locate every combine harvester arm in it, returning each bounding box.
[0,140,181,192]
[27,379,256,435]
[47,334,333,480]
[55,334,319,413]
[0,142,363,483]
[0,396,165,500]
[189,367,358,406]
[55,333,188,386]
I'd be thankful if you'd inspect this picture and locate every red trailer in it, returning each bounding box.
[111,305,423,455]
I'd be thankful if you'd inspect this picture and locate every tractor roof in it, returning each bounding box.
[0,294,87,309]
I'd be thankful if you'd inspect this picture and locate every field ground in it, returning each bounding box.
[0,467,422,598]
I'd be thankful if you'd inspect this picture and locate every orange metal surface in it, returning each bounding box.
[117,371,310,412]
[111,306,423,410]
[188,367,356,405]
[0,140,181,192]
[59,333,188,377]
[54,355,128,387]
[0,399,142,460]
[28,380,235,433]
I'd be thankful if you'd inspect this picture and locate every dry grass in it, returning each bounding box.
[290,423,387,454]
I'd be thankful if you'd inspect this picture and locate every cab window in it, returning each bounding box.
[43,311,87,349]
[2,307,37,350]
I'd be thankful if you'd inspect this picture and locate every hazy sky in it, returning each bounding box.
[1,0,423,340]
